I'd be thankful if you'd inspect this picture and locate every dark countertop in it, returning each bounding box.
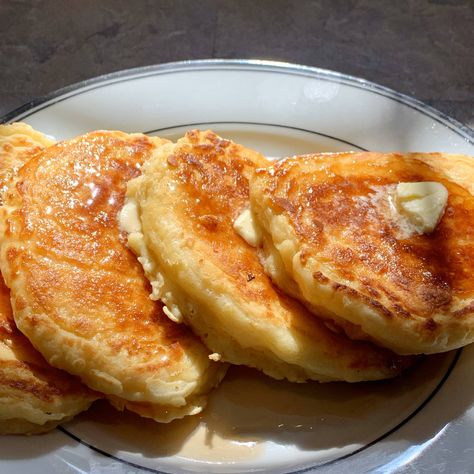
[1,0,473,127]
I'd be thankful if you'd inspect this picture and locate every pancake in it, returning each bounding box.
[0,122,54,160]
[124,130,413,383]
[0,123,97,435]
[0,122,54,199]
[249,152,474,355]
[0,129,227,423]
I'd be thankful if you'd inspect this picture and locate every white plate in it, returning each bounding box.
[1,60,473,474]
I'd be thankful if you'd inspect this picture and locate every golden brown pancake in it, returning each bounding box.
[249,152,474,355]
[0,130,227,423]
[0,123,97,434]
[125,130,413,383]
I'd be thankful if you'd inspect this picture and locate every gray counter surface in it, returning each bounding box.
[1,0,473,127]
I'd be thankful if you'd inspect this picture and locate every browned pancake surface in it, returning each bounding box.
[170,131,283,312]
[0,276,96,433]
[250,152,474,353]
[0,124,97,434]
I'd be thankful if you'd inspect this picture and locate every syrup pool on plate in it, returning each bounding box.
[63,352,455,471]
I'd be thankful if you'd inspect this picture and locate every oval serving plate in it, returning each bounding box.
[1,60,473,474]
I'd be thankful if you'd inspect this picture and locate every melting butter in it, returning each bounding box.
[394,181,448,234]
[233,209,262,247]
[119,198,142,234]
[119,197,183,323]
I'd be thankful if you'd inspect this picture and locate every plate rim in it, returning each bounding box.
[1,59,472,473]
[0,58,473,144]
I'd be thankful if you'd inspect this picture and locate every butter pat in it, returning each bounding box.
[119,198,142,233]
[233,208,262,247]
[394,182,448,234]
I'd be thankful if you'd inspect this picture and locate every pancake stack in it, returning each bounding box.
[124,130,413,383]
[0,124,227,434]
[1,123,473,436]
[126,130,474,364]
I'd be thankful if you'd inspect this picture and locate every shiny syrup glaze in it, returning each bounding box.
[261,153,474,319]
[0,135,94,402]
[4,131,201,367]
[169,130,287,313]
